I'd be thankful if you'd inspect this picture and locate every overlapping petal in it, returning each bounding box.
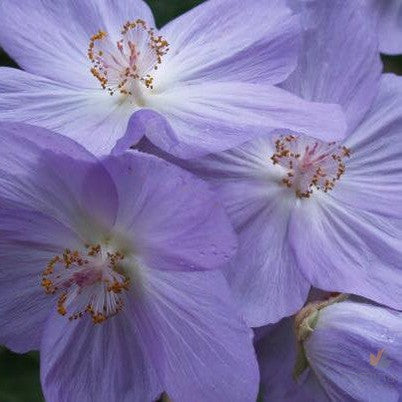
[226,200,310,326]
[0,2,400,401]
[41,308,162,402]
[0,209,81,352]
[336,74,402,216]
[0,68,135,155]
[142,270,259,402]
[0,122,118,233]
[103,151,238,271]
[41,269,259,402]
[289,198,402,311]
[0,0,348,159]
[158,0,301,85]
[283,0,382,134]
[142,81,346,158]
[287,75,402,311]
[186,139,310,325]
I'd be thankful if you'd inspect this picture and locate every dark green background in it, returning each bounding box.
[0,0,401,401]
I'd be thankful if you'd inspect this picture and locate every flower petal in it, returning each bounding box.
[0,209,81,353]
[159,0,301,85]
[145,82,347,158]
[0,0,155,87]
[289,197,402,311]
[143,269,259,402]
[282,0,382,133]
[305,300,402,401]
[113,109,180,157]
[226,198,310,326]
[368,0,402,55]
[334,74,402,217]
[41,308,162,402]
[0,122,118,233]
[103,151,238,271]
[0,68,135,155]
[190,139,310,325]
[287,75,402,311]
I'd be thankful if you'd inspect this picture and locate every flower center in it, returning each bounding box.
[88,19,169,99]
[271,135,351,198]
[42,244,130,324]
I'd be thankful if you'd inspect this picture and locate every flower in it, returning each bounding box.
[164,0,388,326]
[0,0,346,157]
[256,296,402,401]
[0,122,259,402]
[366,0,402,55]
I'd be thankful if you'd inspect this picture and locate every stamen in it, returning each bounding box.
[271,135,351,198]
[88,19,169,97]
[42,245,129,324]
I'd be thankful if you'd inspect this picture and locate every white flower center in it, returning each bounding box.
[271,135,351,198]
[42,244,130,324]
[88,19,169,102]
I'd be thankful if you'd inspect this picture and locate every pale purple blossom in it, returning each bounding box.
[177,72,402,327]
[0,122,259,402]
[0,0,346,158]
[150,0,388,326]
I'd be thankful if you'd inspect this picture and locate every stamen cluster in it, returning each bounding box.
[42,244,129,324]
[88,19,169,96]
[271,135,351,198]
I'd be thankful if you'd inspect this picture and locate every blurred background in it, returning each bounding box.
[0,0,402,400]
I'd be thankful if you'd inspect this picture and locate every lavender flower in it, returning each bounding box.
[168,0,389,326]
[0,122,259,402]
[367,0,402,55]
[257,296,402,401]
[0,0,346,158]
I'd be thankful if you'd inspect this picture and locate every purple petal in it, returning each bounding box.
[368,0,402,55]
[226,198,310,326]
[141,81,346,158]
[0,122,118,232]
[288,75,402,311]
[113,109,180,157]
[41,269,258,402]
[153,136,313,325]
[142,270,259,402]
[41,309,162,402]
[189,139,310,325]
[0,68,134,155]
[335,74,402,217]
[289,197,402,311]
[282,0,382,134]
[160,0,301,84]
[0,0,155,87]
[103,151,238,271]
[0,209,81,353]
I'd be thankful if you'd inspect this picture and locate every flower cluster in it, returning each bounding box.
[0,0,401,401]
